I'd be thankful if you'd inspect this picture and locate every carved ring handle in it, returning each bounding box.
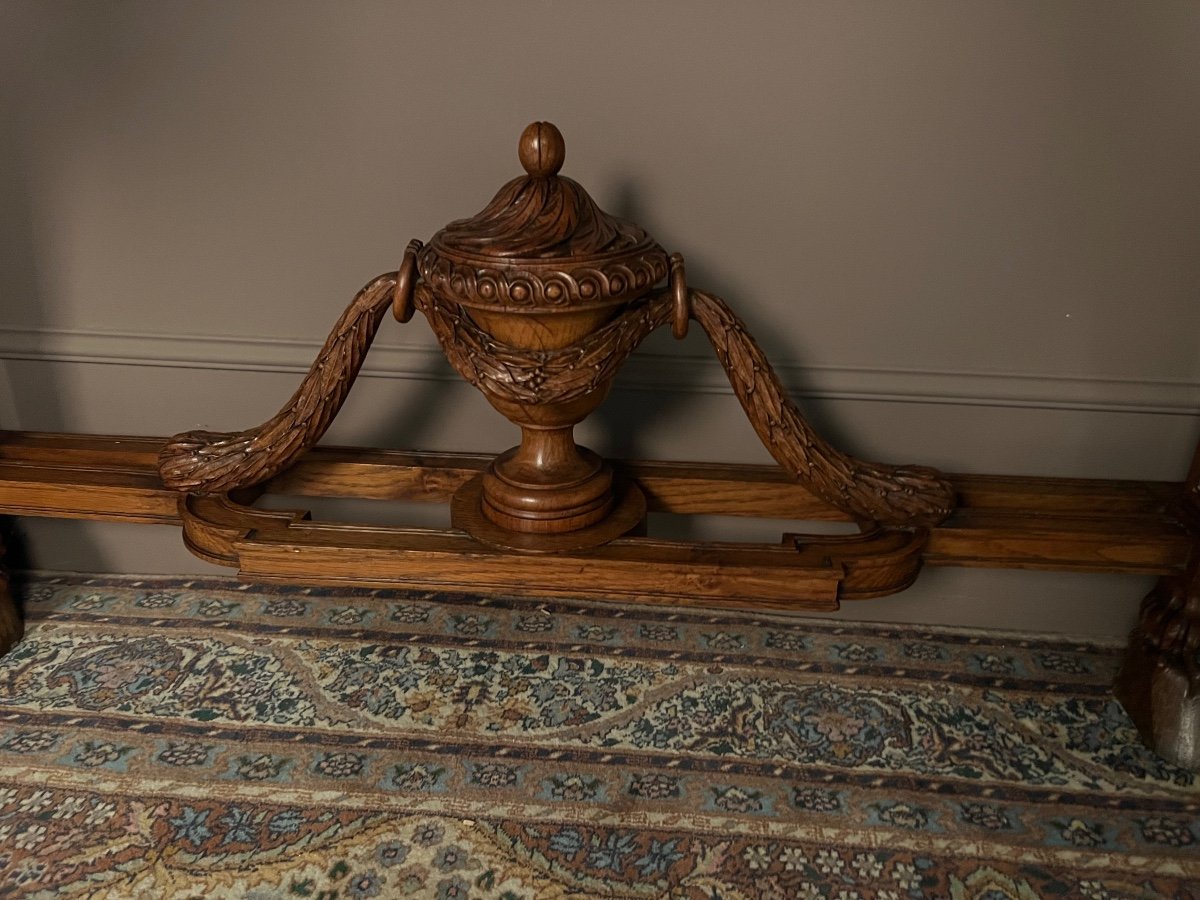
[393,239,423,323]
[669,253,690,340]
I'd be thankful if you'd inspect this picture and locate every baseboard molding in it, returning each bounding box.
[1,325,1197,415]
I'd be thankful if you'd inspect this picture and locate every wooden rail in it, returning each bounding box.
[1,431,1191,586]
[4,429,1199,767]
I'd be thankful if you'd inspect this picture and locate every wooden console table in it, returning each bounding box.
[0,123,1196,770]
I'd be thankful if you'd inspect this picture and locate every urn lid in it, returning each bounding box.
[418,122,669,312]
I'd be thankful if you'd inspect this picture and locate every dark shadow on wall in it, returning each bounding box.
[591,178,861,464]
[348,352,466,453]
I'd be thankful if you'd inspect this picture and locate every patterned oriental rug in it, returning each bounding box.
[0,575,1196,899]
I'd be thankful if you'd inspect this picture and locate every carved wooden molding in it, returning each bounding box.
[417,245,669,311]
[158,272,398,494]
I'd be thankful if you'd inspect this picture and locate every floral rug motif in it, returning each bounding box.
[0,574,1196,899]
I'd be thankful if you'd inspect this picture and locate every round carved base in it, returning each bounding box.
[482,446,614,534]
[452,474,646,554]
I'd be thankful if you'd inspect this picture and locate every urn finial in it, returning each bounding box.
[518,121,565,178]
[419,122,668,312]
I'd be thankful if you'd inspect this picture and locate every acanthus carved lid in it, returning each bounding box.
[418,122,669,312]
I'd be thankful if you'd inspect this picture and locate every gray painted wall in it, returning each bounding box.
[2,2,1198,637]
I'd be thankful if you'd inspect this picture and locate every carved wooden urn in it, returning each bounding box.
[159,121,954,557]
[415,122,667,543]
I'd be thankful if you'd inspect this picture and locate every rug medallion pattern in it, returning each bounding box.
[0,575,1196,898]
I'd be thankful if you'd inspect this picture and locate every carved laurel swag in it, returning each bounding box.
[689,289,955,527]
[415,284,671,405]
[158,272,398,494]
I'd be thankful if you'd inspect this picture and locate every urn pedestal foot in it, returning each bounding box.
[482,433,614,534]
[452,473,646,554]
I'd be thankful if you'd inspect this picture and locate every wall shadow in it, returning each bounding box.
[346,348,465,452]
[593,178,860,463]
